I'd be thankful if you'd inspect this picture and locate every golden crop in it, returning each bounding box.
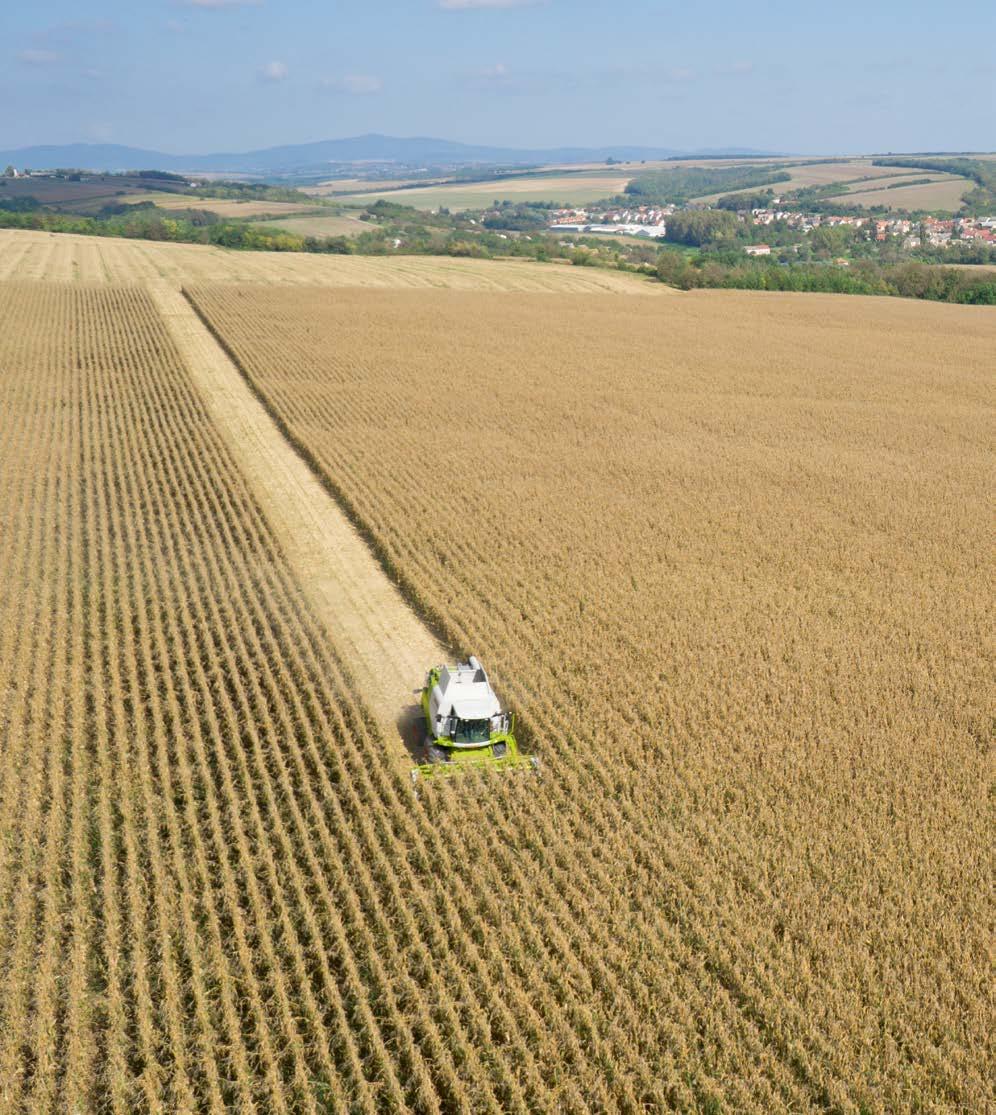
[186,283,996,1112]
[0,270,991,1111]
[0,227,664,294]
[4,282,674,1112]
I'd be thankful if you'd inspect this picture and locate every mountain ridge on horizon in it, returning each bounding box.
[0,133,784,176]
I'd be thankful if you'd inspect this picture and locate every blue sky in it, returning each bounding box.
[3,1,994,154]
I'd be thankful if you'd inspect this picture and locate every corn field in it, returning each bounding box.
[0,282,670,1113]
[184,284,994,1112]
[0,275,991,1112]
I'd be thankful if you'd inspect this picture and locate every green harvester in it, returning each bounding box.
[412,656,538,783]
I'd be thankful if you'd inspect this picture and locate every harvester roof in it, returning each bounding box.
[434,661,502,721]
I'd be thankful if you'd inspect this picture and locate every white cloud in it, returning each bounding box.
[18,49,60,65]
[439,0,545,9]
[477,62,509,80]
[259,60,288,82]
[321,74,383,95]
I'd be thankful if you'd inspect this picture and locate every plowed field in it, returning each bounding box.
[185,283,996,1112]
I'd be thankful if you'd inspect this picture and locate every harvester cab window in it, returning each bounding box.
[454,718,490,744]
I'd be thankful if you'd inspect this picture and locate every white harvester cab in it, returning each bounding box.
[426,657,508,745]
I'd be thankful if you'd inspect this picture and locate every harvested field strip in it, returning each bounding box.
[148,279,443,751]
[187,283,995,1112]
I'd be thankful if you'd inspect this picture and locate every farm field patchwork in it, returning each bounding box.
[310,159,806,204]
[305,176,450,196]
[0,178,322,218]
[342,171,635,210]
[827,171,960,194]
[125,192,322,218]
[689,159,928,202]
[828,177,971,211]
[186,283,995,1112]
[0,175,182,209]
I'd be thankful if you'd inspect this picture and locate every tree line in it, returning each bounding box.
[624,164,791,204]
[654,251,996,303]
[3,194,993,306]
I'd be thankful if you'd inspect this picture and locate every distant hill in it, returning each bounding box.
[0,135,781,176]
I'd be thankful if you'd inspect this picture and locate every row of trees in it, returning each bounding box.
[625,164,791,204]
[185,180,316,204]
[663,210,739,245]
[655,251,996,303]
[0,206,350,253]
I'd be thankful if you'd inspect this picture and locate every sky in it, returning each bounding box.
[3,1,994,155]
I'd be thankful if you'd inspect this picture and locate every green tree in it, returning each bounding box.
[664,210,739,247]
[810,225,856,258]
[958,282,996,305]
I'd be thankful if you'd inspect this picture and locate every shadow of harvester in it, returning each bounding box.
[397,702,428,767]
